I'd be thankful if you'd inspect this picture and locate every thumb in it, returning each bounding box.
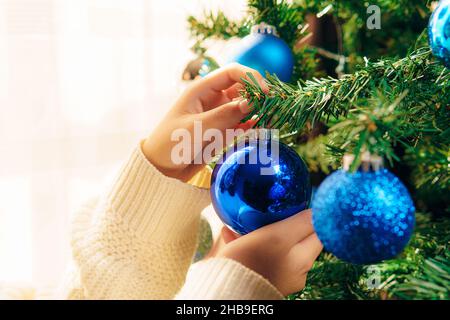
[221,226,241,244]
[201,99,251,132]
[205,226,240,259]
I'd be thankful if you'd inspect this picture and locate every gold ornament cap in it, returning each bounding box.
[187,166,212,189]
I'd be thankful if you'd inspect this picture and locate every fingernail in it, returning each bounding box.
[238,99,250,114]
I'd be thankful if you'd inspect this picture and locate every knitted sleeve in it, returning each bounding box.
[62,144,210,299]
[176,258,284,300]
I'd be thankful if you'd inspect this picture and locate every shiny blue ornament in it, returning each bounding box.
[199,57,220,78]
[229,23,294,82]
[312,168,415,265]
[429,0,450,68]
[211,135,311,235]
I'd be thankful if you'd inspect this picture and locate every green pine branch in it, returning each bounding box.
[187,11,250,42]
[407,145,450,191]
[188,0,431,75]
[242,47,449,168]
[391,256,450,300]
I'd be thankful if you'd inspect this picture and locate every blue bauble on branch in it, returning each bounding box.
[182,55,220,80]
[199,56,220,77]
[229,23,295,82]
[429,0,450,68]
[210,131,311,235]
[312,154,415,265]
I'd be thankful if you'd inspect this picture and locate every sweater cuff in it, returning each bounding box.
[107,143,211,243]
[175,258,284,300]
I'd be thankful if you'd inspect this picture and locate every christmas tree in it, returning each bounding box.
[187,0,449,299]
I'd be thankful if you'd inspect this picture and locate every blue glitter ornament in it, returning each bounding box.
[229,23,294,82]
[211,132,311,235]
[429,0,450,68]
[312,155,415,264]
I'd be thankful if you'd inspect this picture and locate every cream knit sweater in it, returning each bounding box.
[58,145,283,300]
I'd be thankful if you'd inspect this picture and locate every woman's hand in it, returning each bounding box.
[207,209,323,296]
[142,63,268,181]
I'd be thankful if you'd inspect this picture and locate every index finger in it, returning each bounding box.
[192,63,269,95]
[288,233,323,272]
[272,209,314,244]
[254,209,315,248]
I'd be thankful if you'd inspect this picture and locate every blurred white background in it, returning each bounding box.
[0,0,245,290]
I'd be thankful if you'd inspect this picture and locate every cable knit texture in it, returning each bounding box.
[58,144,283,300]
